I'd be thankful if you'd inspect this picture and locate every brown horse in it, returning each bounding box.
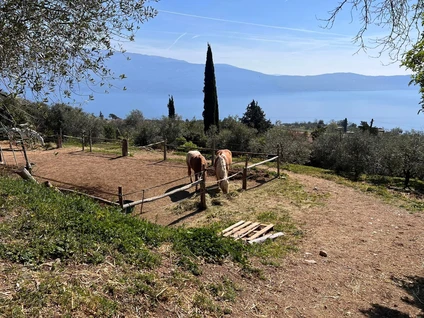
[214,149,232,193]
[186,150,207,191]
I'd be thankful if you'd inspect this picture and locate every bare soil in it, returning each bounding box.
[1,146,423,317]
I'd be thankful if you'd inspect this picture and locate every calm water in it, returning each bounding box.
[82,90,424,131]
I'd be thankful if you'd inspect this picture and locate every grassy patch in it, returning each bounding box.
[207,277,239,302]
[286,164,424,212]
[0,272,119,317]
[0,176,248,269]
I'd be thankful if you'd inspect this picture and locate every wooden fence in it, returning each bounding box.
[39,135,282,211]
[117,151,280,212]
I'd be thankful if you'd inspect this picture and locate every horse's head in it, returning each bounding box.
[219,178,229,194]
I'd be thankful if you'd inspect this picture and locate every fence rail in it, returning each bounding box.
[247,156,278,169]
[122,179,203,209]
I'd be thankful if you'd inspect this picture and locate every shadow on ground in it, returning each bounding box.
[360,275,424,317]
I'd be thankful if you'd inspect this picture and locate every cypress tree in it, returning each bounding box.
[167,95,175,119]
[203,43,219,133]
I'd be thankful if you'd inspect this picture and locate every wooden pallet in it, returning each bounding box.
[220,220,277,243]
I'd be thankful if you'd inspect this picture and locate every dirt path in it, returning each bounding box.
[268,172,424,317]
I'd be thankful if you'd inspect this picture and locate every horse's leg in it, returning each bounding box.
[188,166,193,183]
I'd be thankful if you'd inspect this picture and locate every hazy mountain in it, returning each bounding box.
[73,53,421,130]
[102,53,414,96]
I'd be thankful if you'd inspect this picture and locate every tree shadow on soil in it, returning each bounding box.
[359,304,410,318]
[68,150,122,160]
[392,275,424,312]
[360,275,424,317]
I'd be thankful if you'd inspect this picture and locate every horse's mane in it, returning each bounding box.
[215,154,228,179]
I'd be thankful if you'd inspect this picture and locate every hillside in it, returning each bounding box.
[0,147,423,317]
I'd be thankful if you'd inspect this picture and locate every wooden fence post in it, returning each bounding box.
[163,139,167,161]
[200,164,207,209]
[118,186,123,208]
[242,155,248,190]
[57,128,63,149]
[89,130,92,152]
[277,144,280,177]
[122,139,128,157]
[21,142,32,173]
[140,190,145,214]
[82,131,85,151]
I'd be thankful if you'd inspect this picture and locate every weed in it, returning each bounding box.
[207,277,239,302]
[192,293,219,314]
[172,226,247,265]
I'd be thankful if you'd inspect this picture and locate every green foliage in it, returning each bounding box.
[214,116,256,151]
[311,126,342,168]
[45,103,103,137]
[264,124,311,164]
[376,131,424,188]
[207,278,238,302]
[335,131,377,180]
[134,119,161,146]
[241,99,272,133]
[179,141,199,152]
[172,227,247,265]
[159,115,184,145]
[0,176,249,272]
[203,43,219,133]
[311,124,327,141]
[182,118,207,147]
[0,0,157,102]
[103,122,117,140]
[0,179,166,267]
[402,26,424,113]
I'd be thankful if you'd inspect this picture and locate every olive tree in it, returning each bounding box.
[263,125,312,165]
[0,0,157,103]
[324,0,423,60]
[377,131,424,188]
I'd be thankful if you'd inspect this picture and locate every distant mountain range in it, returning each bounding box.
[101,53,414,96]
[71,53,421,128]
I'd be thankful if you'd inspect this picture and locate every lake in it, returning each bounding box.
[81,89,424,131]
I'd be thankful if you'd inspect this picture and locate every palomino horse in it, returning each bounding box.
[186,150,207,191]
[214,149,232,193]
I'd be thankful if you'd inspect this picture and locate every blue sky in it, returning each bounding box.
[123,0,412,76]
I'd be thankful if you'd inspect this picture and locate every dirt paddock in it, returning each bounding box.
[0,145,273,225]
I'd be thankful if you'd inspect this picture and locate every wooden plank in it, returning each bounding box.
[221,220,246,235]
[223,221,252,237]
[235,223,262,240]
[232,222,260,238]
[246,224,274,241]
